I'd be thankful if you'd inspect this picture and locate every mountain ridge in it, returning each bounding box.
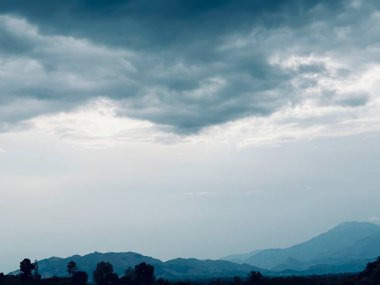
[223,221,380,274]
[9,222,380,279]
[9,252,265,280]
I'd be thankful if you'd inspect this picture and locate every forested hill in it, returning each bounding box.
[9,252,264,280]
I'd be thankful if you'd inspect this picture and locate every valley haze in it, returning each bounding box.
[6,222,380,278]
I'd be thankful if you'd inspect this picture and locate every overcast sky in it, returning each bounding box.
[1,0,380,273]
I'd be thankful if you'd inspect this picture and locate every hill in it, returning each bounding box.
[9,252,264,280]
[223,222,380,274]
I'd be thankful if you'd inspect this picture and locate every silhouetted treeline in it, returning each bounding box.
[1,257,380,285]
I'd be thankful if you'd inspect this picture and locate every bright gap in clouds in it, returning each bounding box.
[28,99,182,148]
[21,92,380,150]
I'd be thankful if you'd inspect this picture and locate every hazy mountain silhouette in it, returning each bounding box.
[9,222,380,278]
[9,252,264,280]
[223,222,380,273]
[222,251,261,264]
[162,258,260,278]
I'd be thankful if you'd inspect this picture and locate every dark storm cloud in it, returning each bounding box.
[0,0,335,48]
[0,28,34,55]
[0,0,378,132]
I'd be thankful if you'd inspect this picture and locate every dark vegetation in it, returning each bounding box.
[1,257,380,285]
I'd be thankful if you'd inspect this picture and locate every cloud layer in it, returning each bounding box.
[0,0,379,138]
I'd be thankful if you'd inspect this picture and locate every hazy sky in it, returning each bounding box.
[1,0,380,273]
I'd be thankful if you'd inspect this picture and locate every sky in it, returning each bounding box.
[1,0,380,273]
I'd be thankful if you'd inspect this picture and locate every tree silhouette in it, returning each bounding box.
[68,261,78,276]
[72,271,88,285]
[246,271,263,285]
[156,278,169,285]
[359,258,380,284]
[121,267,135,285]
[0,273,5,285]
[233,276,242,285]
[93,262,119,285]
[134,262,155,285]
[19,258,35,281]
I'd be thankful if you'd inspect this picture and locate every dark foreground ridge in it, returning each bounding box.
[2,257,380,285]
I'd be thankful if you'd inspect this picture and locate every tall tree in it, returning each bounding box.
[68,261,78,276]
[0,273,5,285]
[121,267,135,285]
[93,262,119,285]
[246,271,263,285]
[72,271,88,285]
[19,258,35,281]
[134,262,155,285]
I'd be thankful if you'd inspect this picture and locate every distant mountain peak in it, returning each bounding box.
[223,221,380,275]
[333,221,380,230]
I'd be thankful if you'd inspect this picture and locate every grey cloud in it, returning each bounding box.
[0,0,340,50]
[325,92,369,108]
[0,0,379,133]
[0,30,34,56]
[296,63,327,74]
[339,95,369,107]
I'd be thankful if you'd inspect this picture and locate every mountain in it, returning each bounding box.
[222,251,261,264]
[9,252,264,280]
[223,222,380,274]
[162,258,263,279]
